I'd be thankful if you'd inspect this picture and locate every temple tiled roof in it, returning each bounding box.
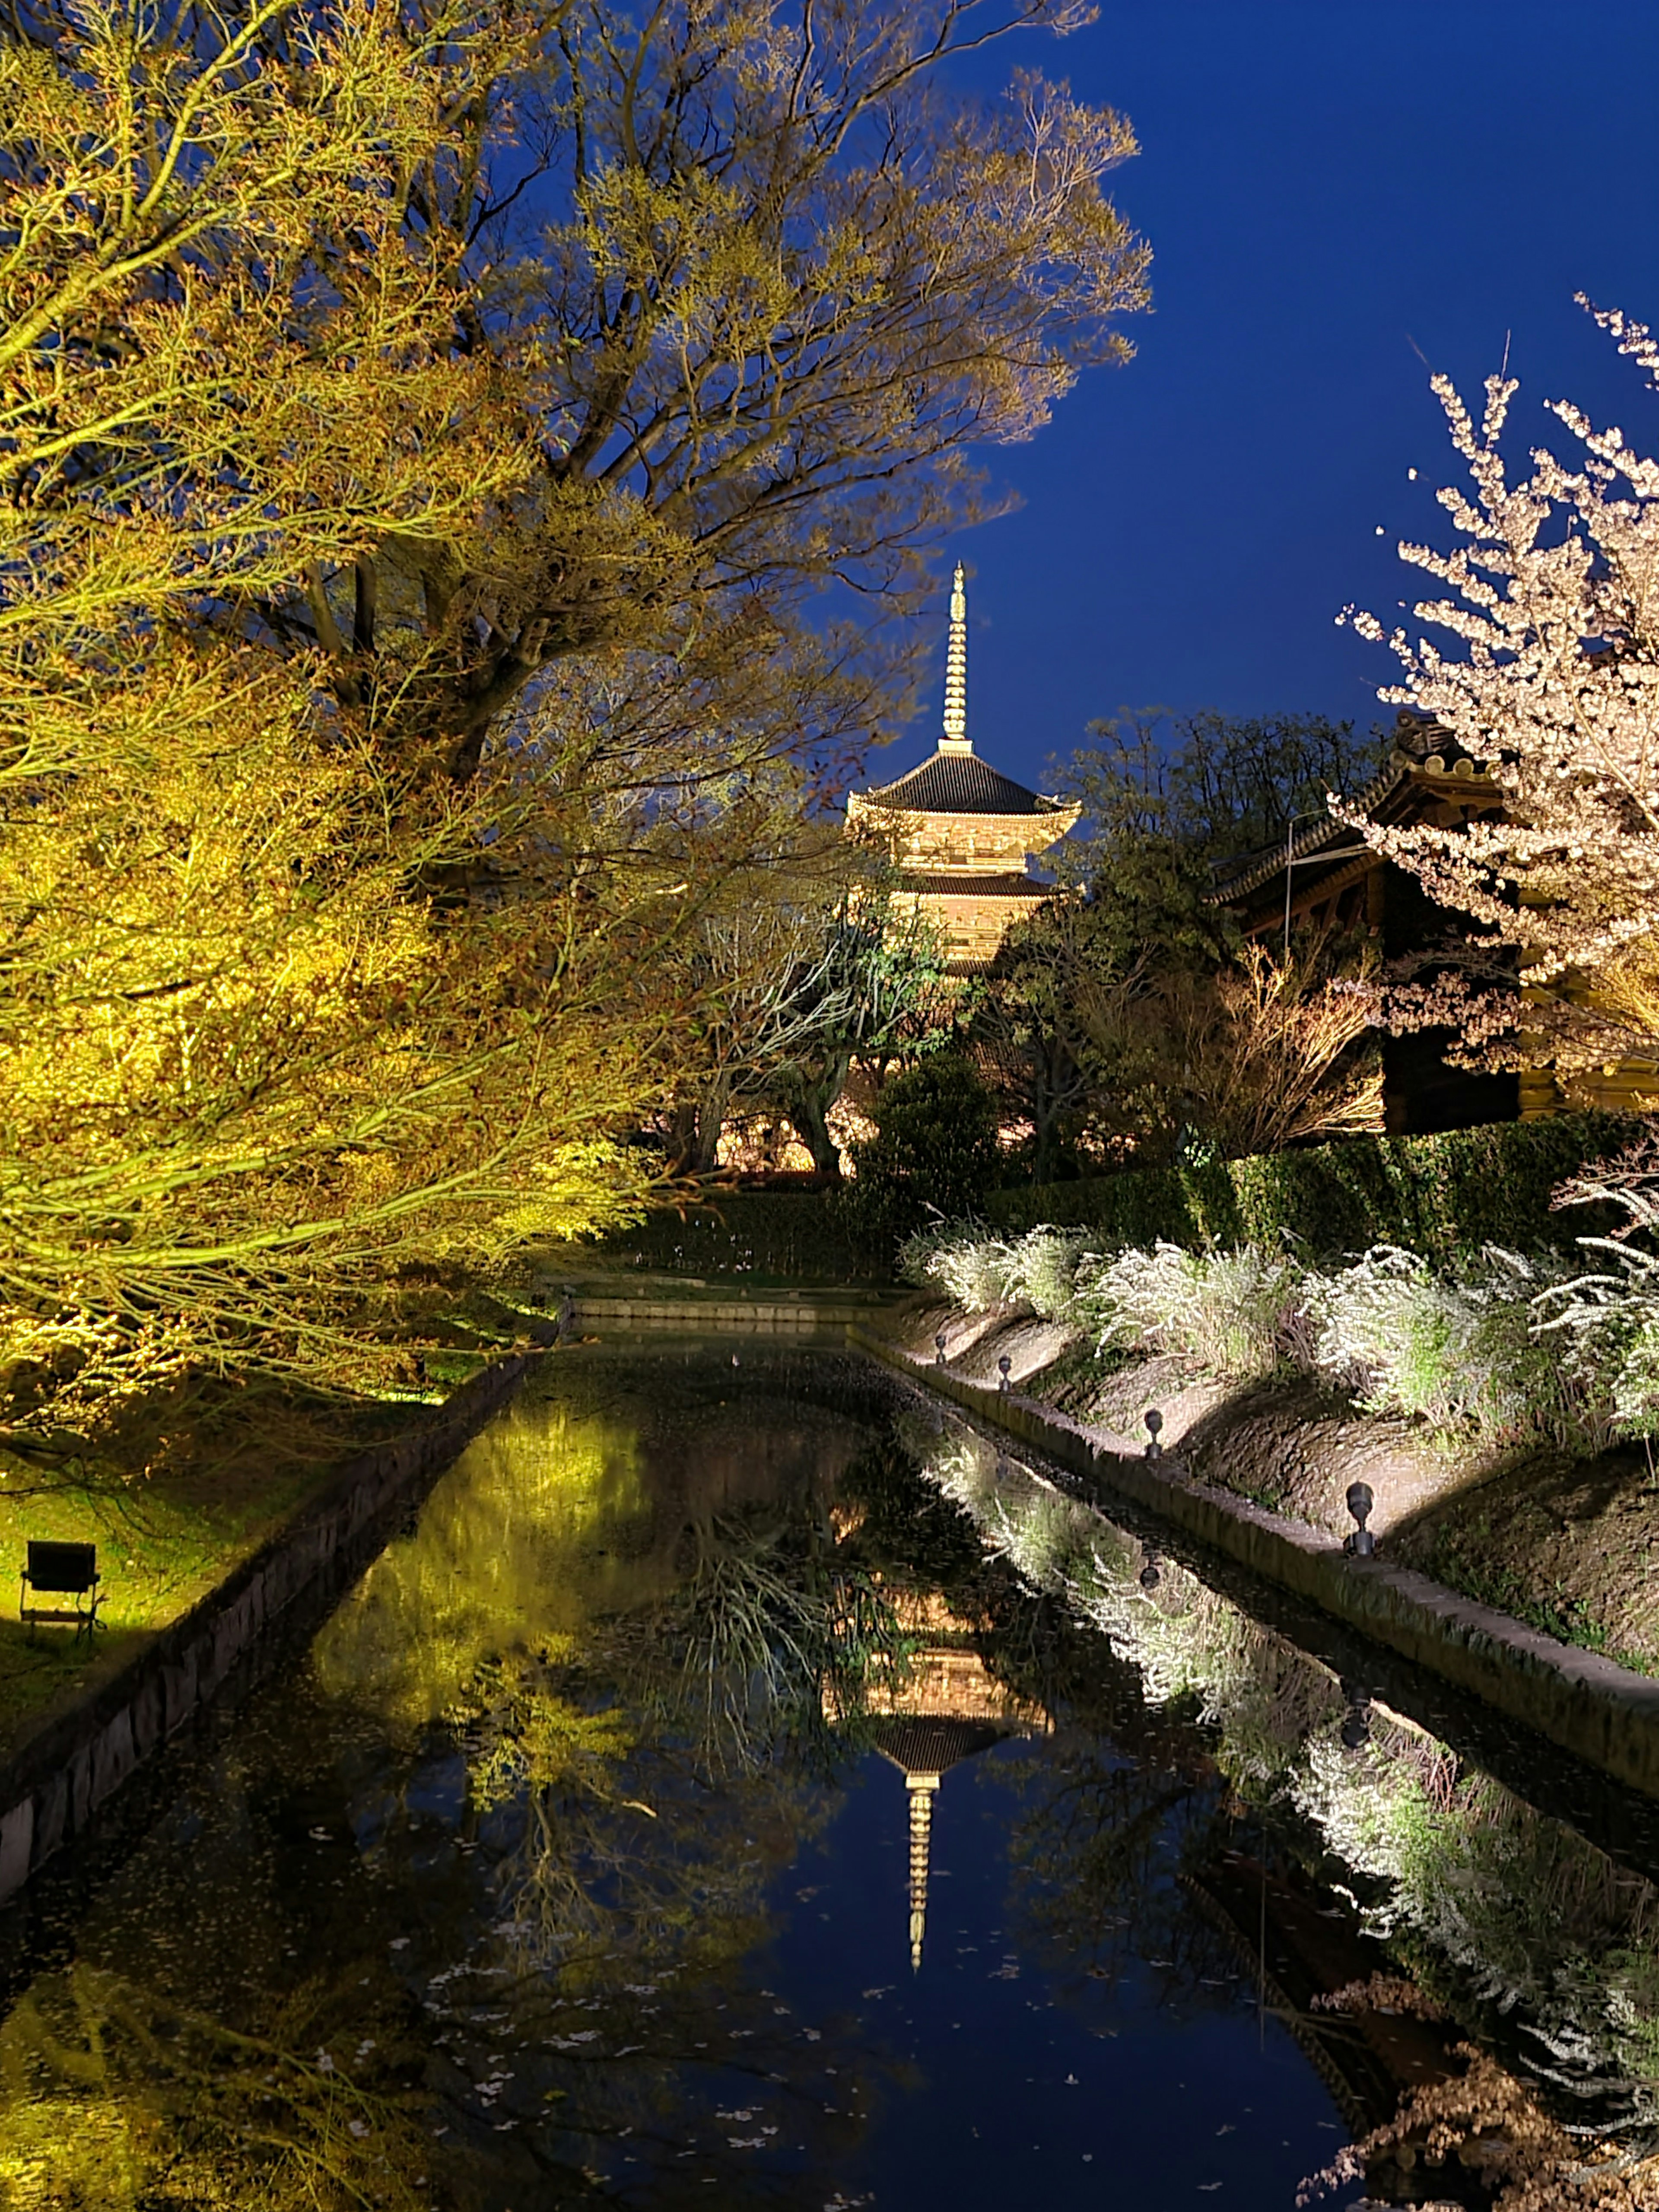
[1206,712,1500,907]
[859,748,1067,818]
[899,870,1055,897]
[867,1715,1010,1777]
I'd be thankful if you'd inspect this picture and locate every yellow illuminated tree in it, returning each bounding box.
[0,0,1148,1471]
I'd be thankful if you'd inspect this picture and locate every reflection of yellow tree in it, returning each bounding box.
[0,1962,430,2211]
[312,1394,653,1726]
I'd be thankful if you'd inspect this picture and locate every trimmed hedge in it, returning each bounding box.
[982,1112,1644,1265]
[562,1112,1646,1283]
[566,1190,884,1283]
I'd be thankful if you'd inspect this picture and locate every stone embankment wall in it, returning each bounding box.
[566,1280,908,1333]
[0,1352,536,1905]
[853,1328,1659,1805]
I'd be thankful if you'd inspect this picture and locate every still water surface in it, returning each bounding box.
[0,1345,1652,2208]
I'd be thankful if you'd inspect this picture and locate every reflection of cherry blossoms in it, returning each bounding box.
[1339,302,1659,1094]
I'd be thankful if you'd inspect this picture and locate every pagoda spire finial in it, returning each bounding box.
[907,1774,938,1971]
[940,562,970,754]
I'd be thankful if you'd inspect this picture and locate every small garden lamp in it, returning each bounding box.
[1138,1543,1162,1592]
[935,1330,947,1366]
[998,1352,1012,1393]
[1344,1481,1376,1557]
[1144,1408,1163,1461]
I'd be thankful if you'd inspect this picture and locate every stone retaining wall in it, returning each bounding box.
[0,1352,536,1905]
[852,1328,1659,1804]
[573,1291,892,1331]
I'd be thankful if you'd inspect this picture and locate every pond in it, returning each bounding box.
[0,1343,1656,2209]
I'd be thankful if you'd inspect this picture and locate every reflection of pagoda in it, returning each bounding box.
[870,1715,1011,1971]
[863,1626,1047,1971]
[845,567,1079,973]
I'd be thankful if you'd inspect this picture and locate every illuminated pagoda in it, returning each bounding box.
[845,566,1079,972]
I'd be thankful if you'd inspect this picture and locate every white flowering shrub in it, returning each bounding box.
[1533,1160,1659,1439]
[900,1223,1093,1320]
[999,1227,1094,1319]
[1071,1240,1301,1380]
[1305,1243,1603,1446]
[904,1216,1628,1447]
[896,1225,1011,1311]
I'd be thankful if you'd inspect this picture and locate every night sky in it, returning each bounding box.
[881,0,1659,795]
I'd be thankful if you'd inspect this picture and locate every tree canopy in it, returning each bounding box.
[1343,308,1659,1097]
[0,0,1149,1471]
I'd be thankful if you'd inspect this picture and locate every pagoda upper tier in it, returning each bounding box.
[845,565,1077,967]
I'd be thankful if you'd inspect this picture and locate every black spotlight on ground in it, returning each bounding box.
[1344,1481,1376,1556]
[1138,1544,1162,1592]
[935,1331,947,1366]
[1144,1408,1163,1461]
[998,1353,1012,1393]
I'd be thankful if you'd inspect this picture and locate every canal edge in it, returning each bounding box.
[0,1350,539,1906]
[849,1325,1659,1805]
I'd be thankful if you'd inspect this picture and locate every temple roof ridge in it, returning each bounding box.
[856,747,1070,819]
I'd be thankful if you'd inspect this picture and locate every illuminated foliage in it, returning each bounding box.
[313,1393,652,1723]
[1343,308,1659,1090]
[0,0,1148,1464]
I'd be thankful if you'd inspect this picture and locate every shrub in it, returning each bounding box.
[1070,1240,1301,1381]
[1304,1244,1603,1448]
[900,1223,1096,1319]
[846,1055,1001,1254]
[575,1190,880,1280]
[984,1111,1639,1264]
[1002,1227,1095,1320]
[1533,1143,1659,1439]
[897,1225,1013,1311]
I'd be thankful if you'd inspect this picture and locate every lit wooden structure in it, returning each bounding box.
[845,566,1078,973]
[1212,710,1659,1126]
[1209,711,1518,1134]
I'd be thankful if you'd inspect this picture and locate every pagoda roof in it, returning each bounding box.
[899,870,1056,898]
[868,1714,1010,1777]
[857,747,1068,819]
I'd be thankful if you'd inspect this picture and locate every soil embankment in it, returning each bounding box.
[890,1296,1659,1679]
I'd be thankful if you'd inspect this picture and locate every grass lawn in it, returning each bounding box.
[0,1370,488,1760]
[0,1283,557,1758]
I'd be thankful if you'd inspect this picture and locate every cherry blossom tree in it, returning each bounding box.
[1341,304,1659,1095]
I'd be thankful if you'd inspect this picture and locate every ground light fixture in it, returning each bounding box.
[1144,1408,1163,1460]
[1138,1543,1162,1592]
[934,1331,947,1365]
[1344,1481,1376,1556]
[997,1353,1012,1392]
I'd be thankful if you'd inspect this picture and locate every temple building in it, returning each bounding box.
[845,566,1078,972]
[1207,711,1517,1134]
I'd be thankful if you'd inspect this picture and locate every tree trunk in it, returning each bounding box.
[689,1080,731,1175]
[791,1086,844,1178]
[788,1055,852,1176]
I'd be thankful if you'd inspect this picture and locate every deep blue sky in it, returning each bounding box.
[883,0,1659,793]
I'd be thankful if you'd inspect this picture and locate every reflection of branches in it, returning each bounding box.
[656,1508,910,1769]
[0,1961,431,2210]
[1001,1742,1242,2006]
[442,1496,903,1976]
